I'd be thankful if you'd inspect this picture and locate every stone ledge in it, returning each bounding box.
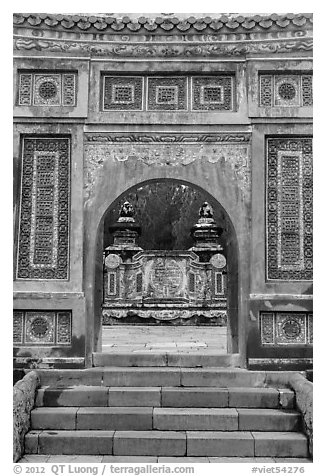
[13,371,40,462]
[289,374,313,458]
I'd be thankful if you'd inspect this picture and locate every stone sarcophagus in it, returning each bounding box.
[102,201,227,325]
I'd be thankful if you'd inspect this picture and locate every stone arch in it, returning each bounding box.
[83,155,250,367]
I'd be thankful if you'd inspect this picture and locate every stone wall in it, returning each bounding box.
[13,371,40,462]
[290,374,313,458]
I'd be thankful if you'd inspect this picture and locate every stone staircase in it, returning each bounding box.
[23,354,310,461]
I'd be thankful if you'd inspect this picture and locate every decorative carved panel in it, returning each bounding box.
[266,137,312,281]
[17,71,77,107]
[103,76,144,110]
[259,73,312,107]
[191,76,234,111]
[147,77,187,111]
[260,312,312,346]
[102,250,227,325]
[13,310,72,346]
[16,137,70,280]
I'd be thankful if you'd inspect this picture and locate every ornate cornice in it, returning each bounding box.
[84,132,251,143]
[13,13,313,35]
[13,36,312,58]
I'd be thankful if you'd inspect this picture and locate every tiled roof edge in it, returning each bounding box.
[13,13,313,33]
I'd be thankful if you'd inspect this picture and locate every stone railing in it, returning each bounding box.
[13,371,40,462]
[290,373,313,458]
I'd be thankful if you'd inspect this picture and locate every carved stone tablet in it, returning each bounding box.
[210,253,226,269]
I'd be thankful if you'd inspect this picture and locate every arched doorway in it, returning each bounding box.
[94,179,239,356]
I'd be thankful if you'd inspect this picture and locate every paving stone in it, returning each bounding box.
[162,387,228,408]
[102,456,158,462]
[109,387,161,407]
[76,407,153,430]
[24,431,41,454]
[93,352,167,367]
[153,408,238,430]
[36,386,109,407]
[158,457,210,462]
[252,432,308,458]
[209,457,276,463]
[279,388,295,409]
[228,387,279,408]
[103,368,180,387]
[38,430,114,455]
[19,455,50,462]
[31,407,78,430]
[238,409,300,431]
[181,369,266,387]
[187,431,254,456]
[273,458,312,463]
[113,431,186,456]
[47,455,103,462]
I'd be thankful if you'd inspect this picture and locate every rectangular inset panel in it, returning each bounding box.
[108,273,117,295]
[266,137,312,281]
[259,73,312,107]
[214,272,224,295]
[103,76,143,110]
[16,137,70,280]
[260,312,312,346]
[14,310,72,346]
[147,77,187,111]
[192,76,234,111]
[17,71,77,107]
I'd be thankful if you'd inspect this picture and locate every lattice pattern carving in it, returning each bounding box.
[13,310,72,346]
[192,76,234,110]
[147,77,187,111]
[266,137,312,281]
[17,71,77,107]
[259,73,312,107]
[16,137,70,280]
[103,76,143,110]
[260,312,312,346]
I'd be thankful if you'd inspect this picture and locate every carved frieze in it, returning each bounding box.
[260,312,312,346]
[84,133,251,203]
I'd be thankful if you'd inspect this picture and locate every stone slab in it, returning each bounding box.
[35,386,109,407]
[158,457,210,462]
[153,408,238,430]
[76,407,153,430]
[109,387,161,407]
[166,354,240,367]
[31,407,78,430]
[113,431,186,456]
[38,430,114,455]
[238,409,300,431]
[93,352,167,367]
[24,430,41,454]
[228,387,279,408]
[252,432,308,458]
[187,431,255,457]
[102,457,158,462]
[46,455,104,463]
[181,369,266,387]
[36,369,103,387]
[103,368,180,387]
[279,388,295,409]
[208,457,276,463]
[162,387,228,407]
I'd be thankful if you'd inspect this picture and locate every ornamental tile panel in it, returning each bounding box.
[260,312,312,346]
[191,76,234,111]
[147,77,188,111]
[266,137,312,281]
[259,73,312,108]
[103,76,144,110]
[16,137,70,280]
[17,71,77,107]
[14,310,72,346]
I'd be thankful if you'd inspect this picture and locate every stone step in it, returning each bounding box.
[35,386,294,409]
[31,368,296,388]
[25,430,308,457]
[31,407,301,432]
[92,352,241,368]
